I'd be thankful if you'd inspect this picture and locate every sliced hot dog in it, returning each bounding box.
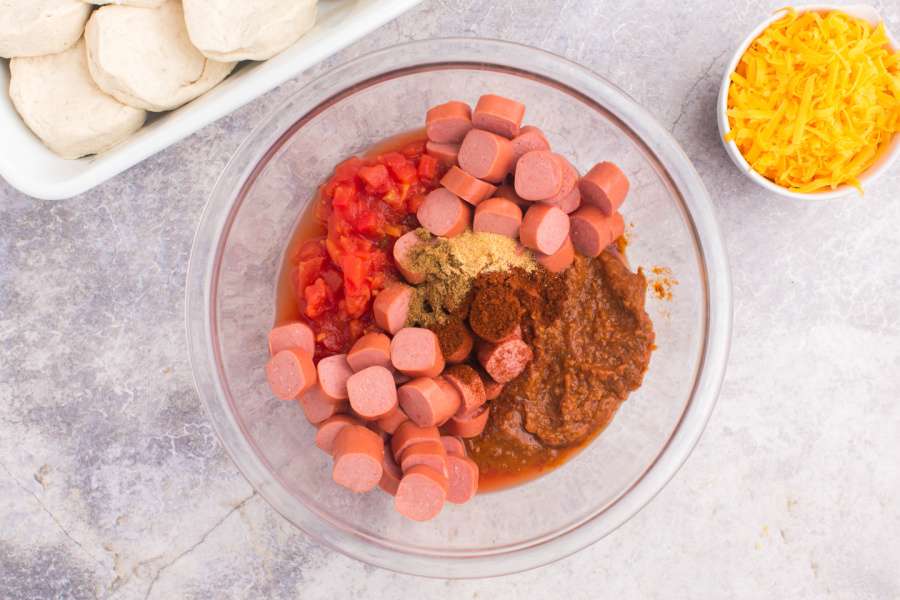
[434,317,474,364]
[347,332,392,372]
[425,100,473,144]
[579,161,629,215]
[443,404,490,438]
[475,367,504,400]
[494,182,530,210]
[472,94,525,138]
[570,207,625,257]
[390,327,445,378]
[535,235,575,273]
[545,155,581,214]
[458,129,514,183]
[433,377,463,426]
[300,385,349,424]
[400,440,448,476]
[514,150,563,201]
[315,414,359,454]
[440,435,467,457]
[266,348,317,400]
[316,353,353,400]
[373,283,412,335]
[446,455,479,504]
[443,364,487,415]
[477,338,533,384]
[519,204,570,255]
[391,421,440,458]
[473,197,523,239]
[394,465,448,521]
[376,405,409,435]
[268,322,315,357]
[511,126,550,168]
[392,230,426,284]
[399,377,461,428]
[417,188,471,238]
[331,425,384,493]
[440,166,496,206]
[346,365,398,420]
[379,443,403,495]
[425,141,460,165]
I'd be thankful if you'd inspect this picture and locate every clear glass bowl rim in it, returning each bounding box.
[185,37,733,579]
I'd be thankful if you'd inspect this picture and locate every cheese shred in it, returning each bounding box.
[725,8,899,193]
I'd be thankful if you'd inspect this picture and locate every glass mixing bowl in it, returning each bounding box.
[186,38,732,578]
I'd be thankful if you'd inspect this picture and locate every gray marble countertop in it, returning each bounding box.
[2,1,899,598]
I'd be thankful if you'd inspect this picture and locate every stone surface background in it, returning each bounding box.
[2,1,899,598]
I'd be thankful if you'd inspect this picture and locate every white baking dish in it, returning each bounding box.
[0,0,423,200]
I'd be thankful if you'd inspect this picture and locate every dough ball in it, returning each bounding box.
[83,0,166,6]
[84,1,236,112]
[9,40,146,159]
[0,0,91,58]
[183,0,317,62]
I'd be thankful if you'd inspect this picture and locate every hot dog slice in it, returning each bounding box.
[433,377,463,426]
[514,150,563,201]
[400,440,448,476]
[316,353,353,400]
[347,332,392,372]
[511,126,550,168]
[399,377,461,428]
[391,328,445,378]
[392,230,426,284]
[315,414,359,454]
[443,364,487,415]
[300,385,349,424]
[391,421,440,459]
[425,141,460,166]
[519,204,570,255]
[475,367,504,400]
[472,94,525,138]
[373,283,412,335]
[268,322,315,357]
[440,435,467,457]
[376,405,409,435]
[440,166,497,206]
[331,425,384,493]
[545,155,581,214]
[417,188,471,238]
[434,317,474,364]
[346,365,398,420]
[443,404,490,438]
[266,348,317,400]
[494,182,530,210]
[570,207,625,257]
[535,235,575,274]
[426,100,473,144]
[458,129,514,183]
[579,161,629,215]
[446,455,479,504]
[477,338,533,384]
[379,444,403,495]
[473,197,523,239]
[394,465,448,521]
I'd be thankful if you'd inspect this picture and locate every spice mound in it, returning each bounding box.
[405,229,536,328]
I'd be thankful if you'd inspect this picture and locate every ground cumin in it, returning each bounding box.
[405,229,536,327]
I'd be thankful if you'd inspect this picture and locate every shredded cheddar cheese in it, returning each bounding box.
[725,8,899,193]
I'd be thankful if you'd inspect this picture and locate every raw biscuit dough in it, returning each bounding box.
[9,40,146,159]
[183,0,318,62]
[83,1,166,6]
[0,0,92,58]
[84,1,236,112]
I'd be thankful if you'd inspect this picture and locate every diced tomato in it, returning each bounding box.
[286,134,438,357]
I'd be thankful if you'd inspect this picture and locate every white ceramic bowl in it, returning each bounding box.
[716,4,900,200]
[0,0,422,201]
